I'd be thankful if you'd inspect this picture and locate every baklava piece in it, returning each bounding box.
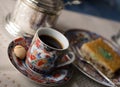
[81,38,120,78]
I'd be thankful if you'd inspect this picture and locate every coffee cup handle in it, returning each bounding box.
[56,52,75,67]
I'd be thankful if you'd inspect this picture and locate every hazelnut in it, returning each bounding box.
[14,45,26,59]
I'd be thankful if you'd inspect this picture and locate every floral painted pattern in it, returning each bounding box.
[27,37,57,73]
[8,37,73,86]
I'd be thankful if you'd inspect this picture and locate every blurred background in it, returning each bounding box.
[63,0,120,22]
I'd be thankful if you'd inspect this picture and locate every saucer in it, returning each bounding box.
[7,37,74,86]
[65,29,120,87]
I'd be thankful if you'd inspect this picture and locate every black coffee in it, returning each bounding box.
[39,35,63,49]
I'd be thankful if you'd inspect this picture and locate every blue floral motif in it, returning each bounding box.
[36,53,41,59]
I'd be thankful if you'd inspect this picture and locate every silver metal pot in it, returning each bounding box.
[5,0,64,37]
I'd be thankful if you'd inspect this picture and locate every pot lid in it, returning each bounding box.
[25,0,64,14]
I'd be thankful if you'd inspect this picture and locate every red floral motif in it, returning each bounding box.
[30,76,45,83]
[37,60,46,66]
[46,55,51,58]
[14,38,27,47]
[53,73,61,78]
[14,37,24,42]
[35,39,41,48]
[30,55,36,60]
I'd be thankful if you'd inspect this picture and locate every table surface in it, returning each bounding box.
[1,0,120,87]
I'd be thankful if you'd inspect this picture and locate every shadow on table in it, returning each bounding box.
[64,0,120,22]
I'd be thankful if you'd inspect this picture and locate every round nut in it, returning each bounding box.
[14,45,26,59]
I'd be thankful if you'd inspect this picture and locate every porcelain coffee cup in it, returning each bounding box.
[26,27,75,74]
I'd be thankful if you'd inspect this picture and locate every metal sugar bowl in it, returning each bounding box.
[5,0,64,37]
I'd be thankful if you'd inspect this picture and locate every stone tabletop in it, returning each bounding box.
[1,0,120,87]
